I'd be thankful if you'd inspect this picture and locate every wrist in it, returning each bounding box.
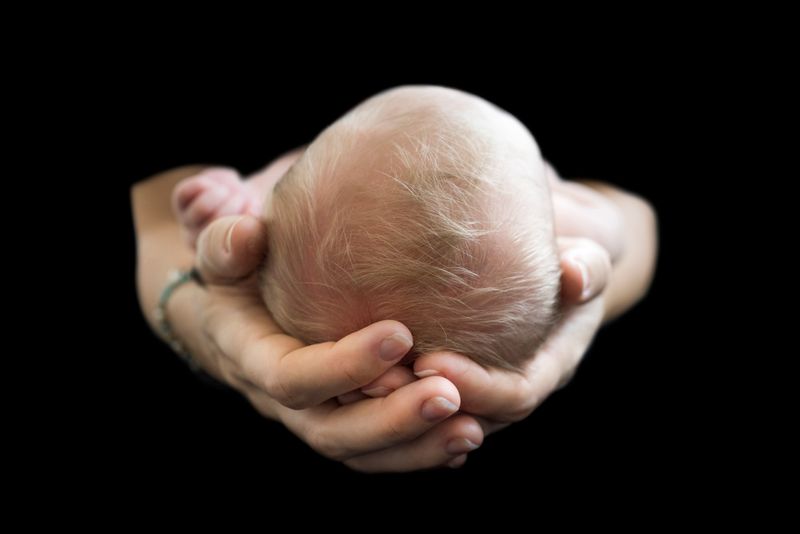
[133,165,210,329]
[602,193,658,323]
[165,281,226,382]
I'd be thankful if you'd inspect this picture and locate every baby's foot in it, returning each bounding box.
[172,167,260,248]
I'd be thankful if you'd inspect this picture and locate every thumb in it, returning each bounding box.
[195,215,268,284]
[557,237,612,305]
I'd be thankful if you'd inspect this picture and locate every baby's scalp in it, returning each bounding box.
[261,86,560,371]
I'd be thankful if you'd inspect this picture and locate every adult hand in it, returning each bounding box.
[352,237,612,436]
[408,237,612,434]
[175,214,483,471]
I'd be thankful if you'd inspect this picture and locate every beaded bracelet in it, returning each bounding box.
[155,267,205,372]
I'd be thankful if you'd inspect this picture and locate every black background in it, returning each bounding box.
[91,63,711,495]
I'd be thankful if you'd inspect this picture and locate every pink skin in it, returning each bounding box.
[167,163,622,468]
[173,149,303,248]
[173,162,622,408]
[337,245,597,407]
[173,170,442,408]
[172,167,262,248]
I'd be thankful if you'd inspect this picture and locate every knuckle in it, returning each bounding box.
[507,366,555,418]
[502,388,539,422]
[528,369,561,409]
[508,378,532,409]
[263,373,292,406]
[507,402,535,422]
[271,383,298,408]
[381,413,406,443]
[264,371,310,410]
[336,357,369,390]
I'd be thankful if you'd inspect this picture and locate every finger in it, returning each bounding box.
[283,376,462,461]
[472,415,510,437]
[446,455,468,469]
[239,320,414,409]
[339,365,416,404]
[241,379,483,471]
[344,414,483,473]
[543,159,562,187]
[503,298,605,417]
[557,237,612,304]
[360,365,417,397]
[413,352,532,420]
[337,390,368,405]
[526,297,606,392]
[195,215,268,284]
[415,297,606,421]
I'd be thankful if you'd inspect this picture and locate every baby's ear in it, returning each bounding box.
[195,215,269,284]
[557,237,612,304]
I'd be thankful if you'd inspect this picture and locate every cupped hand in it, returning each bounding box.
[412,237,611,433]
[355,237,612,436]
[183,214,483,471]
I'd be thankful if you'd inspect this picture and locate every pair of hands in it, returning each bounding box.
[176,211,612,472]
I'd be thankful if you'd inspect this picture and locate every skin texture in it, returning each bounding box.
[135,85,656,471]
[135,166,485,471]
[133,156,656,471]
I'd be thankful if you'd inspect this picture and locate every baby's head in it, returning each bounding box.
[260,86,559,372]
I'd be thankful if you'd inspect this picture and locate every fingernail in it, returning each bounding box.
[224,216,245,254]
[569,258,591,301]
[361,386,393,397]
[421,396,458,421]
[445,438,480,455]
[447,454,468,469]
[379,333,413,361]
[414,369,439,378]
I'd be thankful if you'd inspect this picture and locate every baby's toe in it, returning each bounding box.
[173,175,211,213]
[213,192,249,220]
[173,167,242,213]
[184,186,233,228]
[198,167,242,188]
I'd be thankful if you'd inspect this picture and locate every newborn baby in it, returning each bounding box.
[174,86,621,372]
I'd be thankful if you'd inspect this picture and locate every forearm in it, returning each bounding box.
[131,165,234,381]
[131,165,208,329]
[580,181,658,323]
